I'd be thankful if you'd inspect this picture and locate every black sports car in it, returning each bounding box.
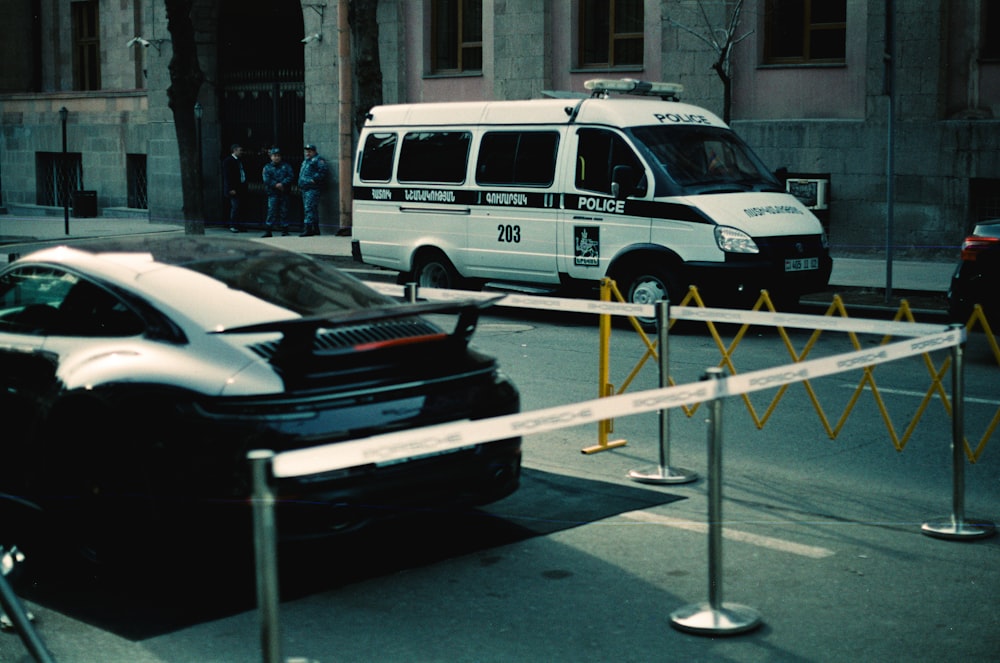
[0,235,520,573]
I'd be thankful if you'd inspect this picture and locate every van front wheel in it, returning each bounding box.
[412,250,461,290]
[622,267,681,308]
[619,266,682,329]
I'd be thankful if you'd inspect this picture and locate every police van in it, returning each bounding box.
[350,78,832,310]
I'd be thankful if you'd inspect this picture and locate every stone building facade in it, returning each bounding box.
[0,1,997,258]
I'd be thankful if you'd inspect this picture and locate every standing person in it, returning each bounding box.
[298,143,328,237]
[222,143,247,233]
[261,147,294,237]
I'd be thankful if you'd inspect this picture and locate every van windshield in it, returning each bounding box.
[630,125,782,195]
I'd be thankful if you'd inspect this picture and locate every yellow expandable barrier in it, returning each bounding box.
[595,281,999,462]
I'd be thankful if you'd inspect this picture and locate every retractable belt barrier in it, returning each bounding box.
[248,291,994,660]
[368,280,999,462]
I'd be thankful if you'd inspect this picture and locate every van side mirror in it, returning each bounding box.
[611,165,635,200]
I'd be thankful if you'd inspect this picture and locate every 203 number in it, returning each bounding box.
[497,224,521,243]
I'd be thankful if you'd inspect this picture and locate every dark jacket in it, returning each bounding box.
[222,154,247,196]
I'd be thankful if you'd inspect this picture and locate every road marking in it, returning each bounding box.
[843,384,998,405]
[621,510,836,559]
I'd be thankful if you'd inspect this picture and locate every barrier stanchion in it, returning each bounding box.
[922,324,996,540]
[404,282,418,303]
[583,279,627,454]
[671,367,762,635]
[629,299,697,485]
[249,449,282,663]
[0,547,55,663]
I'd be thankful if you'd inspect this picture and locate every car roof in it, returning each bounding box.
[363,96,727,130]
[10,236,385,331]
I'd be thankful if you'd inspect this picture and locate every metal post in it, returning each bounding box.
[404,282,418,304]
[59,106,69,235]
[629,299,696,484]
[194,102,204,187]
[0,547,55,663]
[249,450,282,663]
[671,367,761,635]
[922,324,995,539]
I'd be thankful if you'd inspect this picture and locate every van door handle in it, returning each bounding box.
[572,215,602,221]
[400,206,471,215]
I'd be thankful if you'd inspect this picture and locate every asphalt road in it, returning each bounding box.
[2,269,997,663]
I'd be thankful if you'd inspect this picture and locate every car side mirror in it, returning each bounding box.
[612,165,636,200]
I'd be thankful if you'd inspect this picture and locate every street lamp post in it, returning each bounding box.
[59,106,69,235]
[194,101,203,181]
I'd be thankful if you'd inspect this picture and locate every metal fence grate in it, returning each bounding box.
[127,153,148,209]
[35,152,82,207]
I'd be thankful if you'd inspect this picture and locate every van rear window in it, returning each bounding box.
[398,131,471,184]
[476,131,559,187]
[358,133,397,182]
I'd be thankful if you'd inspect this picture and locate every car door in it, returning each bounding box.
[559,127,652,280]
[0,265,72,486]
[463,129,563,285]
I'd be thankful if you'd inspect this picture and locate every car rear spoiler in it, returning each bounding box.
[212,296,504,358]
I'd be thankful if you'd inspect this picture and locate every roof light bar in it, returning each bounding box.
[585,78,683,101]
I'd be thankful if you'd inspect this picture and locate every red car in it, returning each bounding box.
[948,219,1000,326]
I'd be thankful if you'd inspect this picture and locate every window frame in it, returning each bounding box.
[578,0,645,70]
[0,267,144,338]
[397,131,472,185]
[72,0,101,91]
[430,0,483,75]
[475,131,561,187]
[574,128,646,197]
[983,0,1000,61]
[763,0,847,66]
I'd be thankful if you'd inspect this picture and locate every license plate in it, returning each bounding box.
[785,257,819,272]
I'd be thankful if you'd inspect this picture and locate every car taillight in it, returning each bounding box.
[961,235,1000,261]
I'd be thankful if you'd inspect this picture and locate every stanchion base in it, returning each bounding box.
[921,517,996,540]
[581,439,628,454]
[670,601,762,635]
[628,465,698,485]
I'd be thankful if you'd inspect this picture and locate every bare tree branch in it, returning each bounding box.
[666,0,751,124]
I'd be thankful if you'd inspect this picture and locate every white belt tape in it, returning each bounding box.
[271,328,962,480]
[364,282,949,338]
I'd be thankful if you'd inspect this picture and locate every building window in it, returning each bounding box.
[984,0,1000,61]
[127,154,148,209]
[36,153,83,207]
[72,1,101,90]
[579,0,644,69]
[431,0,482,73]
[764,0,846,65]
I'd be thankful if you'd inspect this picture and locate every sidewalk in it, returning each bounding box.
[0,213,957,294]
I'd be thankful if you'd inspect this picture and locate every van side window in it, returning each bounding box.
[575,128,645,196]
[398,131,472,184]
[358,133,397,182]
[476,131,559,187]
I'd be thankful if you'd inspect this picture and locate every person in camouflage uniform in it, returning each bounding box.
[260,147,294,237]
[297,143,328,236]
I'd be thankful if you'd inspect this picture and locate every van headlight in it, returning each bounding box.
[715,226,759,254]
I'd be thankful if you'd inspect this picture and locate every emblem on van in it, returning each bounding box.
[575,226,600,266]
[795,242,804,254]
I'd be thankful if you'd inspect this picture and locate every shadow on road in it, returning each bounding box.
[15,469,683,641]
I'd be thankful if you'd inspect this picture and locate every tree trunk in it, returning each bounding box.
[164,0,206,234]
[350,0,384,133]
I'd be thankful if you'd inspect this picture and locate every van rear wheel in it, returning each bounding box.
[412,250,462,290]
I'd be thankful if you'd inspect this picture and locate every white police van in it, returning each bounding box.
[351,79,832,309]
